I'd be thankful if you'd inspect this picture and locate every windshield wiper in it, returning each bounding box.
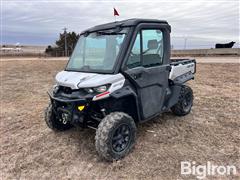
[79,65,91,71]
[66,65,92,72]
[96,26,124,35]
[96,31,125,35]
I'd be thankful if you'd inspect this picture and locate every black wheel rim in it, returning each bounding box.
[112,124,131,153]
[182,91,193,112]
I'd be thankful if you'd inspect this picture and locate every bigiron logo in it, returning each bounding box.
[181,161,238,179]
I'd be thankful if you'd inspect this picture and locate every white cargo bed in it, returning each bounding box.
[169,59,196,84]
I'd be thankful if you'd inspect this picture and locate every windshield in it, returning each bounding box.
[66,28,129,73]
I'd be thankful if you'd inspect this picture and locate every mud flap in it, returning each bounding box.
[166,85,181,108]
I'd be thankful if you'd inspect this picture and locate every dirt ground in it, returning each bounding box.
[0,59,239,179]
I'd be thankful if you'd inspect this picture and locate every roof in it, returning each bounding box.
[82,18,170,33]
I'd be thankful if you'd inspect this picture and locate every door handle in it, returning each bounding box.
[132,73,142,80]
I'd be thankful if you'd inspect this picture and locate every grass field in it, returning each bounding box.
[0,59,239,179]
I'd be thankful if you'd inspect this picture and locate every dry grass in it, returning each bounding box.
[0,59,239,179]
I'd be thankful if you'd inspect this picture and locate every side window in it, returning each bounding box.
[126,29,164,69]
[142,29,163,67]
[126,33,141,69]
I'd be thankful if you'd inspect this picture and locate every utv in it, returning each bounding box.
[45,19,196,161]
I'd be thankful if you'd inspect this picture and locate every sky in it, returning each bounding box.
[1,0,239,49]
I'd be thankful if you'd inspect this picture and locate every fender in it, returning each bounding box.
[110,86,141,122]
[165,85,182,108]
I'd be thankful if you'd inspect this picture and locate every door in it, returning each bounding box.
[124,29,170,119]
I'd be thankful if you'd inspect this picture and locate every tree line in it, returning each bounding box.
[45,31,79,57]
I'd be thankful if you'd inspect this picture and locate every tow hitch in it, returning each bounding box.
[61,113,69,124]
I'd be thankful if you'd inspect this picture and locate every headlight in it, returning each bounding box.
[84,85,110,94]
[94,85,108,93]
[53,85,59,94]
[85,88,94,93]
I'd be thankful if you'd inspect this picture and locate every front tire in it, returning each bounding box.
[171,85,193,116]
[44,103,73,131]
[95,112,136,161]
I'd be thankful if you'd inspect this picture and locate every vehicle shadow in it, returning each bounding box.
[56,111,182,163]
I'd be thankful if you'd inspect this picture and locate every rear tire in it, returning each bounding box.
[171,85,193,116]
[95,112,136,161]
[44,103,73,131]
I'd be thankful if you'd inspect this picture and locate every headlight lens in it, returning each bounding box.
[53,85,59,94]
[94,85,107,93]
[84,84,110,94]
[84,88,94,93]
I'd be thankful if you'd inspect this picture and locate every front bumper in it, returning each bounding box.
[47,91,88,125]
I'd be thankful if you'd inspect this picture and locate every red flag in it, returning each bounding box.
[114,8,119,16]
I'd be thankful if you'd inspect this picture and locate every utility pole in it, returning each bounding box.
[63,27,67,56]
[184,37,187,49]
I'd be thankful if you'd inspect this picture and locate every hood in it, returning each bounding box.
[55,71,124,89]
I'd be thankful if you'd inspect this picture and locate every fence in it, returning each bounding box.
[171,48,240,57]
[0,48,73,57]
[1,47,239,58]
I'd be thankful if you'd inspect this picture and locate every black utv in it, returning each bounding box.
[45,19,196,161]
